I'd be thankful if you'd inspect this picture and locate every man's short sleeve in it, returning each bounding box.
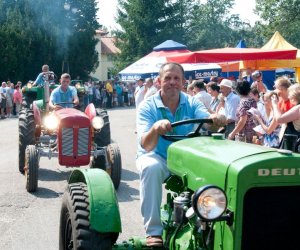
[192,97,210,119]
[137,102,155,139]
[50,88,58,104]
[35,73,44,86]
[70,86,77,98]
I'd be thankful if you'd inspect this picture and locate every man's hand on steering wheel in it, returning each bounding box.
[209,113,227,128]
[153,119,172,136]
[54,104,63,111]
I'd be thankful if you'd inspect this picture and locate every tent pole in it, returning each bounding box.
[227,62,229,78]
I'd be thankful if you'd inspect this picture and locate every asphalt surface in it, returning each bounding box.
[0,106,144,250]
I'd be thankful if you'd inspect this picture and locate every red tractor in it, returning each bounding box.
[19,78,121,192]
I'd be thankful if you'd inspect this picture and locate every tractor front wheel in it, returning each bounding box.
[25,145,39,192]
[94,108,111,147]
[19,109,35,173]
[107,144,122,190]
[59,183,116,250]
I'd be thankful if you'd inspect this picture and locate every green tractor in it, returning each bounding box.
[70,80,86,111]
[19,72,121,192]
[59,118,300,250]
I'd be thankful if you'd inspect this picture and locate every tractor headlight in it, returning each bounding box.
[192,185,227,221]
[92,116,104,130]
[44,113,59,130]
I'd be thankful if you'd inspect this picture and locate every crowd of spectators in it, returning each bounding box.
[181,70,299,148]
[81,80,136,109]
[0,81,22,119]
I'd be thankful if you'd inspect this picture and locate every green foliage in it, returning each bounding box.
[113,0,258,73]
[114,0,194,72]
[0,0,99,82]
[187,0,237,50]
[255,0,300,48]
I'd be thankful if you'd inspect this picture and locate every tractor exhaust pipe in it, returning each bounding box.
[44,81,50,112]
[43,72,54,112]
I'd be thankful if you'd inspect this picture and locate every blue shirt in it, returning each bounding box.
[137,91,209,159]
[35,72,55,86]
[116,84,123,95]
[224,92,240,121]
[50,86,77,108]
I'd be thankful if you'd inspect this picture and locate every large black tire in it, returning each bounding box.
[107,144,122,190]
[25,145,39,192]
[19,109,36,173]
[22,93,35,110]
[94,108,111,147]
[59,183,118,250]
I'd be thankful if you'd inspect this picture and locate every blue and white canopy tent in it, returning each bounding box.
[118,40,221,81]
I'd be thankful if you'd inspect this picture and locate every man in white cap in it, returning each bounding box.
[219,79,240,137]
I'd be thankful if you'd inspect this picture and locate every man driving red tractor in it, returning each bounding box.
[49,73,79,110]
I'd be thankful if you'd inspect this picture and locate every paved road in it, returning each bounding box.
[0,106,144,250]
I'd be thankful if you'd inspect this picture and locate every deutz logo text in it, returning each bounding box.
[258,168,300,176]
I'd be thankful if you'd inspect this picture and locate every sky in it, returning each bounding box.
[97,0,260,31]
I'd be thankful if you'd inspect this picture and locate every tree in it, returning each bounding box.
[255,0,300,48]
[0,0,99,82]
[187,0,243,50]
[114,0,193,72]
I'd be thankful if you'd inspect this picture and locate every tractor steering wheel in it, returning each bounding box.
[53,102,78,110]
[161,118,213,142]
[55,102,75,106]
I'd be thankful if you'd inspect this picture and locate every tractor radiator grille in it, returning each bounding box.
[78,128,89,156]
[241,186,300,250]
[62,128,73,156]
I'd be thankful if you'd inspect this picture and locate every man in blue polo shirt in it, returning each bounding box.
[136,62,223,247]
[49,73,79,110]
[33,64,56,87]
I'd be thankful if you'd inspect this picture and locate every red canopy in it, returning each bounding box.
[166,48,298,63]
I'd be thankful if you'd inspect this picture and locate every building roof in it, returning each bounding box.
[101,37,120,54]
[95,29,109,36]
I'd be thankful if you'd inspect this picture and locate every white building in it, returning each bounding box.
[91,30,120,81]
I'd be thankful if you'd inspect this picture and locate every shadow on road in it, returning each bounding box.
[117,182,139,202]
[38,168,71,182]
[121,168,139,181]
[32,187,64,199]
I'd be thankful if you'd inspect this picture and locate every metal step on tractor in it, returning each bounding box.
[59,119,300,250]
[19,72,122,192]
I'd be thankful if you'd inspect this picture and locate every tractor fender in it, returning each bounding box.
[68,168,122,233]
[85,103,96,121]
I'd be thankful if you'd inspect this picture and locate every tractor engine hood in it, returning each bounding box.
[167,137,275,191]
[55,108,92,166]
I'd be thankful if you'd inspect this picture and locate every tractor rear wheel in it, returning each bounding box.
[107,144,122,190]
[59,183,117,250]
[25,145,39,192]
[19,109,35,173]
[94,108,111,147]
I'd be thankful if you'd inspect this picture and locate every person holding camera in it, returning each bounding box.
[251,71,267,94]
[272,83,300,135]
[252,92,281,147]
[273,77,294,113]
